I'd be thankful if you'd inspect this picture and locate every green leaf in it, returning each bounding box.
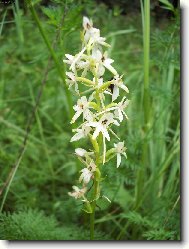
[159,0,174,12]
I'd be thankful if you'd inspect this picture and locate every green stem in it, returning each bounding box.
[90,139,100,240]
[29,3,73,118]
[135,0,150,208]
[143,0,150,123]
[90,179,98,240]
[90,84,101,239]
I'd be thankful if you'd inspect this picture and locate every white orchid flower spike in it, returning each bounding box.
[64,16,129,210]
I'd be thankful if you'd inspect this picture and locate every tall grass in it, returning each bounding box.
[135,0,151,209]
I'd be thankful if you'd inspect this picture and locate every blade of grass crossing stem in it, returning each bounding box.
[0,9,7,36]
[135,0,150,209]
[28,3,73,119]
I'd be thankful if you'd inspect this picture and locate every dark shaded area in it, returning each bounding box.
[0,0,179,22]
[95,0,179,18]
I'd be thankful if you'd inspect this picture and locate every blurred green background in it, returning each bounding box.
[0,0,180,240]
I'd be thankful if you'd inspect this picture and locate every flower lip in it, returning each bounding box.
[75,148,87,157]
[68,185,87,199]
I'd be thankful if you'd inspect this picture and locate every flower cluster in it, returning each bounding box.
[64,17,129,210]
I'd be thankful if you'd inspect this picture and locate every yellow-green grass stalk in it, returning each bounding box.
[135,0,150,208]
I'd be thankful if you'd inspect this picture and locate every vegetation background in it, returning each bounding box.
[0,0,180,240]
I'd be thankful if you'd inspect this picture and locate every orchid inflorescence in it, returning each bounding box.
[64,17,129,213]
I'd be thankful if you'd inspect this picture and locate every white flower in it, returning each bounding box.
[64,52,87,73]
[105,97,129,122]
[71,96,93,124]
[101,52,117,75]
[83,17,109,47]
[83,16,93,32]
[68,185,87,199]
[64,54,75,66]
[87,112,119,141]
[75,148,94,157]
[114,141,127,168]
[75,148,87,157]
[87,113,120,164]
[66,72,79,93]
[92,49,117,77]
[70,47,86,72]
[79,168,92,184]
[79,161,96,184]
[70,124,91,142]
[114,97,129,122]
[111,75,129,101]
[64,52,90,78]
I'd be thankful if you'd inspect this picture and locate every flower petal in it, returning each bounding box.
[104,63,117,76]
[71,109,82,124]
[70,131,84,142]
[75,148,87,157]
[86,121,98,128]
[101,127,110,141]
[112,85,119,101]
[103,135,106,164]
[118,109,123,122]
[83,16,92,29]
[117,153,121,168]
[93,125,102,139]
[120,84,129,93]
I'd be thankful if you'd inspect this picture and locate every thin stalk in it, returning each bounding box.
[28,3,73,118]
[135,0,150,208]
[90,179,98,240]
[90,86,101,240]
[90,136,100,240]
[0,9,7,36]
[0,147,26,212]
[143,0,150,123]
